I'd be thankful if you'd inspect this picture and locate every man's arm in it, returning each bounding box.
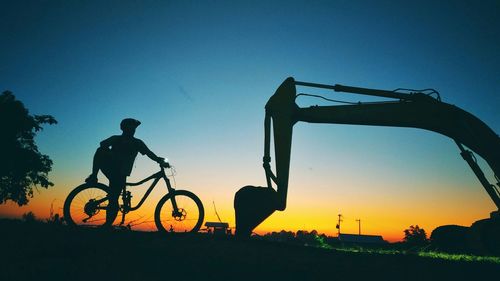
[138,140,164,163]
[146,149,163,163]
[100,136,117,148]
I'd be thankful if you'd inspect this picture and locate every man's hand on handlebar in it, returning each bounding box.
[156,157,170,168]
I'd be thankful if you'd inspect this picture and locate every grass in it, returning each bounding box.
[311,234,500,264]
[416,251,500,263]
[332,246,500,263]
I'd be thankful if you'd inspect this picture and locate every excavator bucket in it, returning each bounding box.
[234,186,277,237]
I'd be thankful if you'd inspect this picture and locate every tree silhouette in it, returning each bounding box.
[403,225,428,246]
[0,91,57,205]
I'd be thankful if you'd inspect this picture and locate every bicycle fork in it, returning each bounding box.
[164,175,182,218]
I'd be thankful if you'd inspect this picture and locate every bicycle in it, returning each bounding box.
[63,162,204,233]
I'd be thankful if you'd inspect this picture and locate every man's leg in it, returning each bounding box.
[103,176,126,228]
[86,147,110,183]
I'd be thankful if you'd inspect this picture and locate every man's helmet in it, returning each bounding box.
[120,118,141,131]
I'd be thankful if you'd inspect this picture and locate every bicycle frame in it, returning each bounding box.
[123,166,178,212]
[90,166,179,221]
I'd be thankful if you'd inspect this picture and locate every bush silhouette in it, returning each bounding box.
[403,225,428,247]
[0,91,57,205]
[22,211,37,223]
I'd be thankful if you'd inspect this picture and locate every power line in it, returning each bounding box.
[356,219,361,235]
[336,214,343,236]
[213,201,223,223]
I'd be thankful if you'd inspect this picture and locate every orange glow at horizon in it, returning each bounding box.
[0,173,495,243]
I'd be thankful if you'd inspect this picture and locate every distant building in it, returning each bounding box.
[338,234,386,244]
[205,222,231,235]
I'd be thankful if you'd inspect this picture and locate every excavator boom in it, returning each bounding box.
[234,77,500,237]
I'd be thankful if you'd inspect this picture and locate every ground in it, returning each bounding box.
[0,219,498,281]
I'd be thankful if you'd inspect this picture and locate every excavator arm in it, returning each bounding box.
[235,77,500,237]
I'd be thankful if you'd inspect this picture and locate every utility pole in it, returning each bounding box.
[356,219,361,235]
[336,214,343,236]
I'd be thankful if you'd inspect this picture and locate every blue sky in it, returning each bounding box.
[1,0,498,239]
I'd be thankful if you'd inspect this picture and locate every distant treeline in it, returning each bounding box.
[261,229,332,247]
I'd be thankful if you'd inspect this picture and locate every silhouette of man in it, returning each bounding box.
[85,118,168,228]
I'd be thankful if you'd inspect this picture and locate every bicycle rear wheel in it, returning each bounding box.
[155,190,204,233]
[63,183,110,228]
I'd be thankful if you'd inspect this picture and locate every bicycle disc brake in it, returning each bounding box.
[172,208,187,221]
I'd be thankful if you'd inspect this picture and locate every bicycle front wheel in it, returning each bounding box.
[63,183,110,228]
[154,190,204,233]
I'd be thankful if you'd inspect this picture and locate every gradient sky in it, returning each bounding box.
[1,0,499,241]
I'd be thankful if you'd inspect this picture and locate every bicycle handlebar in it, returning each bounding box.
[159,161,171,168]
